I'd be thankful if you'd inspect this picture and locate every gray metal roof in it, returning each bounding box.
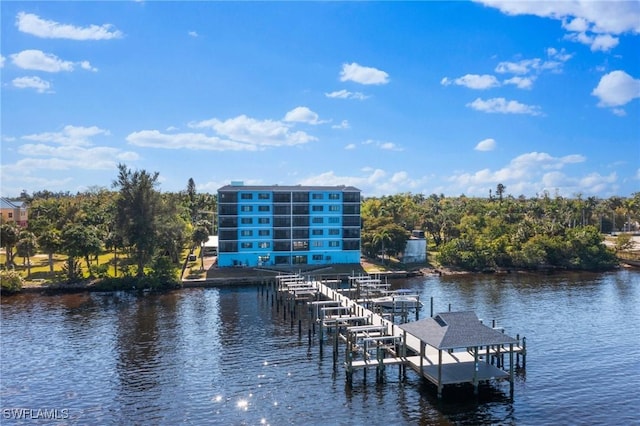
[0,197,25,209]
[218,184,360,192]
[398,311,518,350]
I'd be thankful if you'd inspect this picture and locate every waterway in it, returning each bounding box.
[1,269,639,425]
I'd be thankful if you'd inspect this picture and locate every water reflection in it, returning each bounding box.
[1,269,639,425]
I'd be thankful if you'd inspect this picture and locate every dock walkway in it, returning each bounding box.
[276,274,526,398]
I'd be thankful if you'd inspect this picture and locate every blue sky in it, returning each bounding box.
[1,1,639,199]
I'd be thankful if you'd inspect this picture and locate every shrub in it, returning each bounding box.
[1,270,24,293]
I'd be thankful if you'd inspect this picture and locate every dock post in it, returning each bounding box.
[376,343,384,383]
[522,337,527,368]
[430,297,433,318]
[509,343,514,398]
[473,346,479,396]
[437,349,443,399]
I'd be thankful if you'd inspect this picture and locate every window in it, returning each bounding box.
[274,205,290,215]
[258,205,270,212]
[328,193,340,200]
[258,217,270,224]
[293,255,308,264]
[293,240,308,251]
[313,241,323,247]
[241,205,253,212]
[312,229,323,236]
[258,193,270,200]
[241,242,253,249]
[258,229,270,236]
[329,241,340,247]
[329,205,340,212]
[241,193,253,200]
[328,229,340,235]
[273,193,290,202]
[292,205,309,214]
[292,192,309,202]
[8,213,13,218]
[312,193,323,200]
[258,242,270,249]
[312,254,323,260]
[328,217,340,224]
[312,205,323,212]
[240,230,253,237]
[241,218,253,224]
[343,192,359,202]
[312,217,323,224]
[274,217,291,227]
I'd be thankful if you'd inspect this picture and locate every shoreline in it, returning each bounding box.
[4,261,630,296]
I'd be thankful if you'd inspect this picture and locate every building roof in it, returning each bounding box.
[398,311,517,350]
[0,197,25,209]
[217,184,360,192]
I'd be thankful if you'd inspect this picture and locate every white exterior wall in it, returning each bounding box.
[403,238,426,263]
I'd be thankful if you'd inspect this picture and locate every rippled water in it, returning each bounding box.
[1,269,639,425]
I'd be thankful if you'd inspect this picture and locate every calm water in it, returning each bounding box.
[1,269,639,425]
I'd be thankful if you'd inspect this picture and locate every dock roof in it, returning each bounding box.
[398,311,517,350]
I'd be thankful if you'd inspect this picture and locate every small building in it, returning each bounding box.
[0,197,28,227]
[402,230,426,263]
[202,235,218,256]
[217,183,361,268]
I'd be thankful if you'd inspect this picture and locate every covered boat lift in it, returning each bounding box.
[398,311,522,398]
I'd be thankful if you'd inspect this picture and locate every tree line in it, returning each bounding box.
[2,168,638,290]
[1,164,216,289]
[361,188,639,271]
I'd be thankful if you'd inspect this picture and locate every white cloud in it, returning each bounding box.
[12,76,52,93]
[127,130,257,151]
[475,1,640,52]
[475,138,496,151]
[283,106,325,125]
[325,89,369,100]
[446,151,603,196]
[23,125,109,146]
[441,74,500,89]
[16,12,123,40]
[332,120,350,129]
[340,62,389,85]
[299,168,425,197]
[188,31,198,37]
[467,97,542,116]
[503,76,535,89]
[344,143,356,150]
[10,49,95,73]
[363,139,403,151]
[3,125,138,181]
[127,113,319,151]
[190,114,317,147]
[591,70,640,107]
[0,55,5,68]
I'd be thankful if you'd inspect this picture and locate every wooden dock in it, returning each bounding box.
[274,274,526,398]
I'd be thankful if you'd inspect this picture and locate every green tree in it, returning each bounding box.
[38,227,62,273]
[192,225,210,271]
[496,183,506,202]
[1,223,20,268]
[113,163,162,278]
[61,223,103,277]
[16,230,38,278]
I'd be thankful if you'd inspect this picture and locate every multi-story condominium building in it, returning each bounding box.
[0,197,28,227]
[217,183,361,268]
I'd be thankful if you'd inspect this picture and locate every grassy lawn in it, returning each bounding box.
[1,248,195,286]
